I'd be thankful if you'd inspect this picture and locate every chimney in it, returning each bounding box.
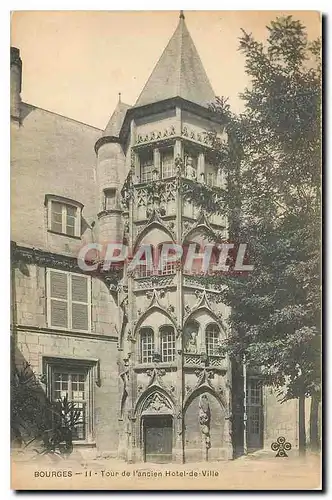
[10,47,22,122]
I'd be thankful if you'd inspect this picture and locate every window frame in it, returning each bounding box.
[46,268,92,333]
[140,327,155,363]
[161,147,174,179]
[45,195,83,238]
[43,356,97,444]
[160,326,176,362]
[246,378,263,438]
[139,150,154,183]
[103,188,117,211]
[205,323,220,356]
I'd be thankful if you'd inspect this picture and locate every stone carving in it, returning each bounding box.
[220,127,228,144]
[186,331,198,354]
[118,292,130,346]
[145,367,166,387]
[184,354,201,366]
[184,304,191,315]
[198,394,211,449]
[118,357,130,418]
[143,393,172,413]
[185,157,197,180]
[134,274,175,290]
[136,127,177,145]
[127,329,136,343]
[152,168,159,181]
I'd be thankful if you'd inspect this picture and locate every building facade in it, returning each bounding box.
[11,13,303,463]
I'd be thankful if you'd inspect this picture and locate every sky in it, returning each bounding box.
[10,10,321,130]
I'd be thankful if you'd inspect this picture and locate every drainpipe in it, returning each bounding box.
[243,354,247,455]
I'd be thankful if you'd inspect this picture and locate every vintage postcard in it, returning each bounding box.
[10,10,322,490]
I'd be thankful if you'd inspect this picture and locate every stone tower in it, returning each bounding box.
[99,12,232,463]
[95,97,131,245]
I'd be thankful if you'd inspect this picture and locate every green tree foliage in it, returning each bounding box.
[192,16,321,448]
[226,15,321,400]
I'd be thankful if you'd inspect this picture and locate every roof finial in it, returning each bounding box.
[179,10,185,20]
[118,92,121,103]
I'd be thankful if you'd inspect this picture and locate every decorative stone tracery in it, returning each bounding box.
[143,393,172,413]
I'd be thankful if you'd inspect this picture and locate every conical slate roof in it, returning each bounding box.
[103,99,131,137]
[135,13,215,108]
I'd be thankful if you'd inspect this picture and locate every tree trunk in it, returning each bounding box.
[309,393,320,451]
[298,395,306,455]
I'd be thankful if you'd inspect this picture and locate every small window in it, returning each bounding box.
[161,326,175,362]
[104,188,117,211]
[140,151,154,183]
[47,269,91,332]
[46,195,83,237]
[161,148,174,178]
[140,328,154,363]
[205,324,220,356]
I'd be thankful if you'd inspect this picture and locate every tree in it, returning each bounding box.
[233,16,321,453]
[188,15,321,453]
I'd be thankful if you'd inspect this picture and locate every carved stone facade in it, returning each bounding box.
[11,12,303,464]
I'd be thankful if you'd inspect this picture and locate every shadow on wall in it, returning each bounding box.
[11,340,51,448]
[11,340,81,458]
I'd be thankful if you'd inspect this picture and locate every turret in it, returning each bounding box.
[10,47,22,122]
[94,96,131,244]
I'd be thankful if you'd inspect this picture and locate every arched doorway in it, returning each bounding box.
[137,390,175,464]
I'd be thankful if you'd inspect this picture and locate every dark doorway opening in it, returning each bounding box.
[143,415,173,463]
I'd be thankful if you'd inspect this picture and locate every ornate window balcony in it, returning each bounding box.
[184,353,227,370]
[134,263,177,278]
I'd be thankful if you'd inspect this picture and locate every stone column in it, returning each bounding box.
[154,148,161,178]
[198,152,205,180]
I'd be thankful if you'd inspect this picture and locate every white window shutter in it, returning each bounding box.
[50,270,68,299]
[71,274,89,331]
[49,270,68,328]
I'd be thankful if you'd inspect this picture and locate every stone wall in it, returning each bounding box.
[12,261,120,456]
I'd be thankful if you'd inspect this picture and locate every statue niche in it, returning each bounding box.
[184,321,200,353]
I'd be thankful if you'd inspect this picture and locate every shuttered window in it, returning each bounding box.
[47,269,91,332]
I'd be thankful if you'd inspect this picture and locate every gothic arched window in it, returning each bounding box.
[205,324,220,356]
[160,326,175,362]
[140,327,154,363]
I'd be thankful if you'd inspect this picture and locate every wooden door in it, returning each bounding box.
[143,415,173,463]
